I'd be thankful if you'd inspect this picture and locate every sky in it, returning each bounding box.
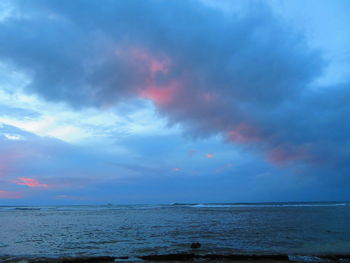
[0,0,349,205]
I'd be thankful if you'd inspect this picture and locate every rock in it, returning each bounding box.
[190,242,201,249]
[139,253,194,261]
[61,256,116,263]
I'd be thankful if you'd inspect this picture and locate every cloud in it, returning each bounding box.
[13,177,48,188]
[0,123,215,201]
[3,133,23,140]
[0,0,348,188]
[0,123,133,186]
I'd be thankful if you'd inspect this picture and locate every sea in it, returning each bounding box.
[1,202,350,262]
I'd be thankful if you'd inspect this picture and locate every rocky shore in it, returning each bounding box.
[2,253,350,263]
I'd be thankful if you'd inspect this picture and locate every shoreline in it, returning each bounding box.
[2,253,350,263]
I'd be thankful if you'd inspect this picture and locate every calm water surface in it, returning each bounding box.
[1,202,350,258]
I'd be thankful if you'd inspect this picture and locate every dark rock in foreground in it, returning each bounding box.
[139,253,289,261]
[21,256,124,263]
[139,253,195,261]
[190,242,201,249]
[4,253,350,262]
[199,254,289,261]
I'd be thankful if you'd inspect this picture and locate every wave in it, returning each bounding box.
[0,207,43,211]
[189,202,350,208]
[1,202,348,212]
[0,204,167,212]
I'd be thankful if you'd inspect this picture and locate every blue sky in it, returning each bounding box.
[0,0,349,204]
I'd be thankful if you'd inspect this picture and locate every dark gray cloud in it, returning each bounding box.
[0,0,348,184]
[0,0,321,105]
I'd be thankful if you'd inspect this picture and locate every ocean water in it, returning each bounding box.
[1,202,350,260]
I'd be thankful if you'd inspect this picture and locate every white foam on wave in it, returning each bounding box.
[191,203,349,208]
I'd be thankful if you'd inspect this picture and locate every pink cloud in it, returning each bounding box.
[266,144,311,165]
[127,47,170,77]
[14,177,48,188]
[139,81,179,105]
[0,190,23,199]
[173,168,180,172]
[118,47,183,106]
[118,47,317,168]
[227,122,262,143]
